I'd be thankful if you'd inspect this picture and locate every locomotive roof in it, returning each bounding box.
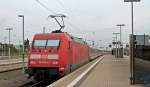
[34,32,87,45]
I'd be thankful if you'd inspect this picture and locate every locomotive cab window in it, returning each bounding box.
[46,40,60,49]
[34,40,47,49]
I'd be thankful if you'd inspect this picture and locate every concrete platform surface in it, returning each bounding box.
[47,55,103,87]
[79,55,146,87]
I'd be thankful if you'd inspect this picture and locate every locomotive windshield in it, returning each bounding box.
[47,40,60,49]
[34,40,47,49]
[33,39,60,49]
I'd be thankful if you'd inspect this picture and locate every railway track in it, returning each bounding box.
[0,61,27,66]
[0,63,27,73]
[19,80,53,87]
[0,54,102,87]
[0,53,102,73]
[0,54,99,73]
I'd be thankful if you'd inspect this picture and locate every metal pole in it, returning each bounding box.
[112,37,116,56]
[116,34,118,58]
[120,26,122,46]
[116,36,117,58]
[22,16,25,73]
[115,34,118,58]
[18,15,25,73]
[119,26,121,58]
[113,33,120,58]
[6,28,13,58]
[120,25,123,58]
[124,0,140,84]
[116,24,125,58]
[131,1,135,84]
[3,37,6,56]
[9,29,10,58]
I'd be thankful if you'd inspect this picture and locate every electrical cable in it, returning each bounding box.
[35,0,84,35]
[55,0,73,17]
[35,0,57,14]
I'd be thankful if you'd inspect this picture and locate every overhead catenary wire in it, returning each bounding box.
[35,0,57,14]
[34,0,86,39]
[56,0,65,9]
[55,0,73,17]
[33,0,92,40]
[65,20,82,31]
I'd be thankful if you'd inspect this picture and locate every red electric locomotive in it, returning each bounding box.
[26,31,90,81]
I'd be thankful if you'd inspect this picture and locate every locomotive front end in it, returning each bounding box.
[26,37,62,81]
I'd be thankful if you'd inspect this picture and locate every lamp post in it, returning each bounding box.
[124,0,140,84]
[18,15,25,73]
[5,28,13,58]
[116,24,125,46]
[113,33,120,58]
[116,24,125,58]
[3,37,7,56]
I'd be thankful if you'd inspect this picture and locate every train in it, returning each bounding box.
[25,31,100,81]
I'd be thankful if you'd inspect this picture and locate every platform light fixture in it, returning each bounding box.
[116,24,125,47]
[113,33,120,58]
[18,15,25,73]
[124,0,141,85]
[5,28,13,59]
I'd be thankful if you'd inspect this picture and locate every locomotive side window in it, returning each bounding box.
[46,40,60,49]
[34,40,47,49]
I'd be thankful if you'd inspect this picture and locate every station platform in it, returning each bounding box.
[79,55,145,87]
[48,55,146,87]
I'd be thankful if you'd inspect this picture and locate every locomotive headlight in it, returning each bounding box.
[48,54,59,59]
[30,61,36,64]
[30,54,41,59]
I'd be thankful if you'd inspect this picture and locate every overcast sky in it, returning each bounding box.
[0,0,149,48]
